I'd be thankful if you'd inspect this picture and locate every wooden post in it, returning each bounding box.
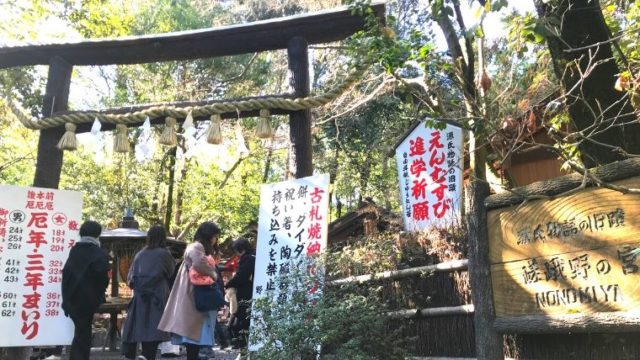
[165,147,177,230]
[466,139,502,359]
[109,255,119,351]
[111,256,119,298]
[287,36,313,178]
[33,56,73,189]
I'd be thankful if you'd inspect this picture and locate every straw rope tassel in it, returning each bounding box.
[256,109,273,139]
[206,114,223,144]
[56,123,78,151]
[160,116,177,146]
[5,66,367,130]
[114,124,130,153]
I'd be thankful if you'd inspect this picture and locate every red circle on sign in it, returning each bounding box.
[52,212,68,226]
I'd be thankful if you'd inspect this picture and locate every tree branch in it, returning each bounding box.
[218,152,251,189]
[315,75,394,125]
[0,153,34,174]
[452,0,475,98]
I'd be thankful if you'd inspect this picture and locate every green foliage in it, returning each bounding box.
[5,0,616,240]
[178,143,268,238]
[315,93,413,213]
[250,257,406,360]
[69,0,134,38]
[50,0,286,236]
[0,109,37,186]
[0,68,42,186]
[54,126,283,237]
[326,232,402,277]
[602,0,640,70]
[59,147,162,228]
[347,8,432,74]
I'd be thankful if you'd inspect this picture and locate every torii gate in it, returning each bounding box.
[0,4,385,358]
[0,3,385,191]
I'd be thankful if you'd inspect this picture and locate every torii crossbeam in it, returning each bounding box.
[0,2,385,188]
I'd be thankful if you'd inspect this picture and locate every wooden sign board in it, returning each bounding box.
[488,176,640,317]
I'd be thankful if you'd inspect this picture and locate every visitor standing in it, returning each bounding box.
[61,220,110,360]
[121,225,175,360]
[158,221,221,360]
[225,238,255,349]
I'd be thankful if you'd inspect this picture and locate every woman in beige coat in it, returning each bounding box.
[158,221,221,360]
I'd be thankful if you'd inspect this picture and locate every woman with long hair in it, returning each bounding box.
[121,225,176,360]
[158,221,221,360]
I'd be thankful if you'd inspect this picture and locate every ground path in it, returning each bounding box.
[37,347,241,360]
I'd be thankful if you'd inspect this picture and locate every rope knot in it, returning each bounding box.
[256,109,273,139]
[114,124,130,153]
[206,114,223,145]
[56,122,78,151]
[160,116,177,146]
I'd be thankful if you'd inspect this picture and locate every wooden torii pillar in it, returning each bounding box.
[288,37,312,178]
[33,56,73,189]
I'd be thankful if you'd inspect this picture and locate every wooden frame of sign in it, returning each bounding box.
[485,158,640,334]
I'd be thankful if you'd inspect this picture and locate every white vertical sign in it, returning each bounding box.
[249,174,330,351]
[395,120,463,232]
[0,185,82,346]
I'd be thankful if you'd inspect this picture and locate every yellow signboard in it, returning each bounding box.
[488,176,640,316]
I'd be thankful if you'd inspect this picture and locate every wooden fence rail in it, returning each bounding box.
[328,259,472,319]
[328,259,469,286]
[388,304,475,319]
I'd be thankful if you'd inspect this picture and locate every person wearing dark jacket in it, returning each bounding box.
[61,220,110,360]
[121,225,175,360]
[224,238,255,349]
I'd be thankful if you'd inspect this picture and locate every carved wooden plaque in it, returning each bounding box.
[488,176,640,316]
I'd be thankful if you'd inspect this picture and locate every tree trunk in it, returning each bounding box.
[535,0,640,166]
[382,157,391,209]
[358,160,371,206]
[432,7,503,357]
[466,147,503,360]
[164,147,177,231]
[174,158,191,229]
[263,141,273,183]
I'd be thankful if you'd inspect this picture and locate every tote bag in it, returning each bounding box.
[193,283,225,312]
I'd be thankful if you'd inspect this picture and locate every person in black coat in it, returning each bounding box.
[61,221,110,360]
[121,225,175,360]
[224,238,255,349]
